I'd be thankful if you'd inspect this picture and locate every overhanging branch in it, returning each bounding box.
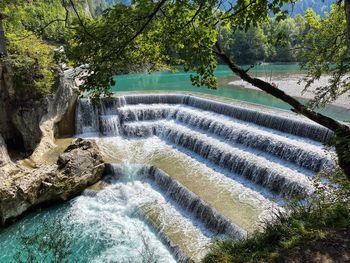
[212,42,350,135]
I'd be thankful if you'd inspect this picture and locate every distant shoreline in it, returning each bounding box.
[228,75,350,110]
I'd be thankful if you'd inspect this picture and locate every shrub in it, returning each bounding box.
[2,33,58,95]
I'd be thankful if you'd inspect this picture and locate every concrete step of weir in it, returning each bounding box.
[138,203,211,262]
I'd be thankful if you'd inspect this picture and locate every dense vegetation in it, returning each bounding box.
[0,0,86,95]
[220,15,307,64]
[86,1,339,64]
[0,1,343,94]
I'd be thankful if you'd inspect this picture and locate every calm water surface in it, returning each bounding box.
[111,64,350,121]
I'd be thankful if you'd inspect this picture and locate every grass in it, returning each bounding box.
[202,168,350,263]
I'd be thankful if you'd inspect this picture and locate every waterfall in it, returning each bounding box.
[100,97,126,115]
[143,165,247,239]
[76,94,334,142]
[185,96,333,143]
[106,164,247,239]
[75,98,99,134]
[75,97,126,135]
[117,94,334,143]
[117,105,333,172]
[100,115,121,136]
[173,108,334,172]
[137,207,192,263]
[75,93,334,261]
[75,93,333,197]
[124,94,188,105]
[122,121,313,197]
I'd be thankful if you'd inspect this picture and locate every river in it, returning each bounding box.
[111,64,350,121]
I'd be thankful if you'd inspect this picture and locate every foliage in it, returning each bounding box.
[2,0,74,43]
[68,1,170,97]
[2,33,58,95]
[68,0,350,110]
[202,168,350,263]
[300,3,350,107]
[220,26,269,64]
[69,0,294,96]
[14,217,74,263]
[1,0,88,95]
[263,15,306,62]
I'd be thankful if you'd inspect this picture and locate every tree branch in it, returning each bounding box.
[67,0,94,38]
[212,42,350,136]
[102,0,167,61]
[215,0,257,26]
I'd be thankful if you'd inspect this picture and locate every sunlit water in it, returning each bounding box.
[111,64,350,121]
[0,167,177,263]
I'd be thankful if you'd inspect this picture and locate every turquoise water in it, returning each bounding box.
[111,64,350,121]
[0,181,176,263]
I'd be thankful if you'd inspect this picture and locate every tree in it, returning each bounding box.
[69,0,350,180]
[221,26,269,64]
[301,5,349,107]
[264,16,305,62]
[0,0,90,95]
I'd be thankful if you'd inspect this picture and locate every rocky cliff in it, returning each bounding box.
[0,138,105,226]
[0,63,99,226]
[30,68,82,162]
[0,63,80,161]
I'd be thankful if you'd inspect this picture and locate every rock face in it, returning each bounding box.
[0,135,11,169]
[30,68,81,162]
[0,63,80,159]
[0,138,105,226]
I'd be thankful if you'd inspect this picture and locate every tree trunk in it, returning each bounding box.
[214,43,350,181]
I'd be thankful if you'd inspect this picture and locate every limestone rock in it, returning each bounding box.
[0,135,10,168]
[30,68,81,162]
[0,138,105,226]
[0,63,81,159]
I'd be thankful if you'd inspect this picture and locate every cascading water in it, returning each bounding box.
[119,94,334,142]
[44,93,333,262]
[123,121,314,197]
[117,104,333,173]
[0,164,178,263]
[75,98,100,134]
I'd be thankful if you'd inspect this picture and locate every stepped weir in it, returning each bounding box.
[76,93,334,262]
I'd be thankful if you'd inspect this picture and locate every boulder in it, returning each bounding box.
[0,138,105,226]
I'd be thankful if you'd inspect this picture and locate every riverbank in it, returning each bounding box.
[229,75,350,110]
